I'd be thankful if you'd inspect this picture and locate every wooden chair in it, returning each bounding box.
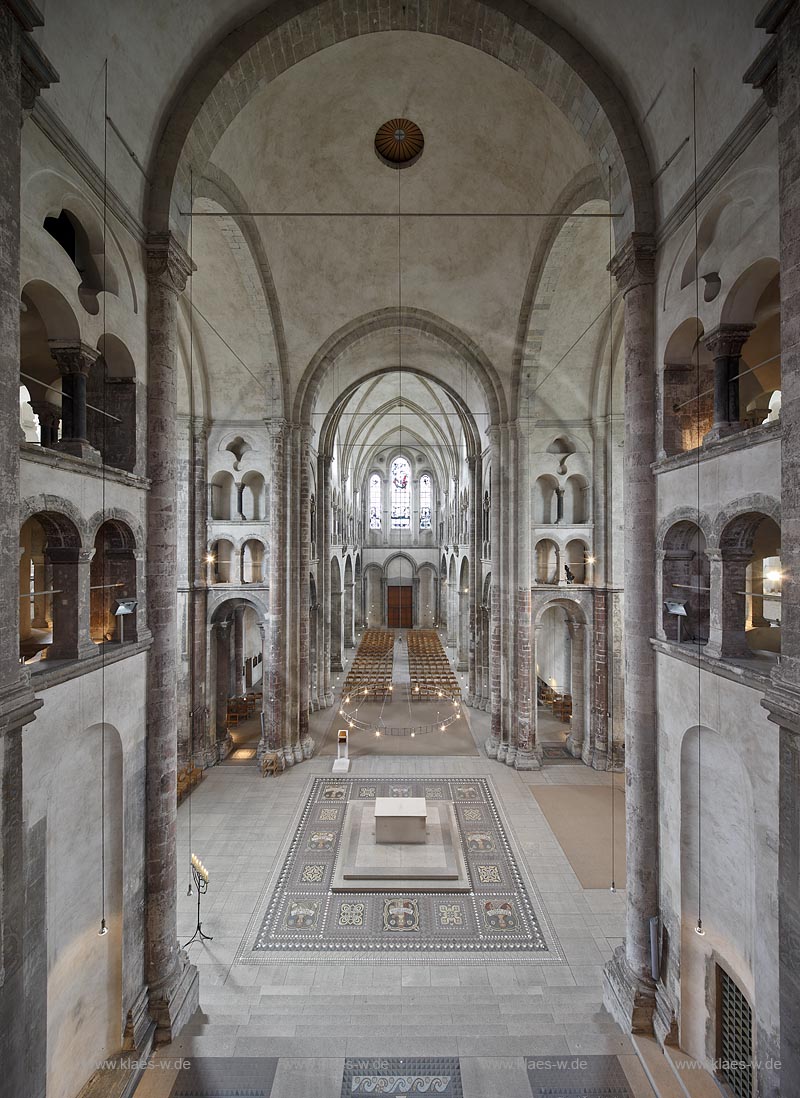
[261,751,281,777]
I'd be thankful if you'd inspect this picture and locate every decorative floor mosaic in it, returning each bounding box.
[341,1057,463,1097]
[236,776,563,961]
[526,1054,634,1097]
[168,1056,278,1097]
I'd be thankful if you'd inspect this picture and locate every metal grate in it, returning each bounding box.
[718,967,754,1098]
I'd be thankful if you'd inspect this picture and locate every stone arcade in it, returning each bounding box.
[0,2,798,1097]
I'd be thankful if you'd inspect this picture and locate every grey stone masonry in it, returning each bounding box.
[602,233,659,1036]
[0,6,55,1097]
[702,323,756,442]
[259,420,287,761]
[747,2,800,1092]
[49,340,101,463]
[144,232,199,1044]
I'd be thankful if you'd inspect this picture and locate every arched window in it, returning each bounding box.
[391,456,411,529]
[419,473,433,530]
[369,474,382,530]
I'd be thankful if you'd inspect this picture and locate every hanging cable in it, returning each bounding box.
[187,167,195,897]
[692,68,705,938]
[98,58,109,938]
[607,168,617,895]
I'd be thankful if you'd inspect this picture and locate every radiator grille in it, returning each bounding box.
[718,967,753,1098]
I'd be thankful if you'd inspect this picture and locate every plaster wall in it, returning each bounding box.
[22,653,148,1098]
[655,651,779,1079]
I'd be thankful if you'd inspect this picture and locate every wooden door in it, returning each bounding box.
[387,585,413,628]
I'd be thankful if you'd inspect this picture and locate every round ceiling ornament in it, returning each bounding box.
[374,118,424,168]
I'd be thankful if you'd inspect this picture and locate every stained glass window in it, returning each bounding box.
[369,474,382,530]
[391,456,411,529]
[419,473,432,530]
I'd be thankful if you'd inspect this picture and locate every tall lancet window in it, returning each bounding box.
[419,473,432,530]
[391,456,411,529]
[369,474,382,530]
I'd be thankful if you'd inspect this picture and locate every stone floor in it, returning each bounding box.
[135,636,652,1098]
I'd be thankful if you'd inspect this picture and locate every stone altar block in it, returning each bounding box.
[374,796,427,844]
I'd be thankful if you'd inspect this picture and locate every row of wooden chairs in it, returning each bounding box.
[177,763,203,803]
[226,691,262,727]
[407,629,461,700]
[343,629,395,700]
[538,680,572,721]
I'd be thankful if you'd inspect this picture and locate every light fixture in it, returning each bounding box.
[98,918,108,936]
[440,724,446,732]
[586,555,596,565]
[694,920,705,937]
[204,552,215,563]
[766,569,782,583]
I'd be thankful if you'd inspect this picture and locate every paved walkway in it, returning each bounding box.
[134,629,650,1098]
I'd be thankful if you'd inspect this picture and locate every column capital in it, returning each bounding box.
[702,323,756,358]
[608,232,656,294]
[266,417,289,441]
[146,232,194,294]
[48,340,99,375]
[762,676,800,737]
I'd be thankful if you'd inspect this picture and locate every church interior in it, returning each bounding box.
[0,1,797,1096]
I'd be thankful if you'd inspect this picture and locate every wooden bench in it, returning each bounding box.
[177,762,204,803]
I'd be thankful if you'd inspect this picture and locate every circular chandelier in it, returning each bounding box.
[338,684,461,737]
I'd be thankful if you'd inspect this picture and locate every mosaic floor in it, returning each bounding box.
[160,1055,636,1098]
[236,776,562,961]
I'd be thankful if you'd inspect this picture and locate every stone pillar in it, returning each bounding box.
[746,8,800,1087]
[29,552,47,628]
[496,425,513,762]
[703,547,752,659]
[144,232,198,1043]
[565,621,586,758]
[189,419,208,764]
[486,427,502,756]
[298,426,313,757]
[259,421,286,760]
[514,424,540,769]
[28,400,60,448]
[320,455,333,703]
[467,455,480,705]
[0,11,54,1094]
[590,589,610,769]
[285,424,301,763]
[46,546,96,660]
[49,341,102,463]
[233,605,245,697]
[702,324,755,442]
[602,233,659,1035]
[214,621,231,750]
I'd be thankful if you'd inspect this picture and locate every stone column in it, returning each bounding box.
[496,425,513,762]
[602,233,659,1035]
[703,547,752,659]
[0,11,54,1095]
[467,455,480,705]
[259,420,286,760]
[214,621,231,751]
[486,427,502,756]
[590,589,610,769]
[46,546,96,660]
[320,455,333,703]
[702,324,755,441]
[28,400,60,448]
[565,621,586,758]
[514,424,539,769]
[49,341,101,463]
[746,9,800,1086]
[233,605,245,697]
[189,419,208,764]
[298,426,313,757]
[144,232,198,1043]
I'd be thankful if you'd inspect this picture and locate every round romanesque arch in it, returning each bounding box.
[146,0,653,246]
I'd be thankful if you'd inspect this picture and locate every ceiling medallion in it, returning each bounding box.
[374,118,424,168]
